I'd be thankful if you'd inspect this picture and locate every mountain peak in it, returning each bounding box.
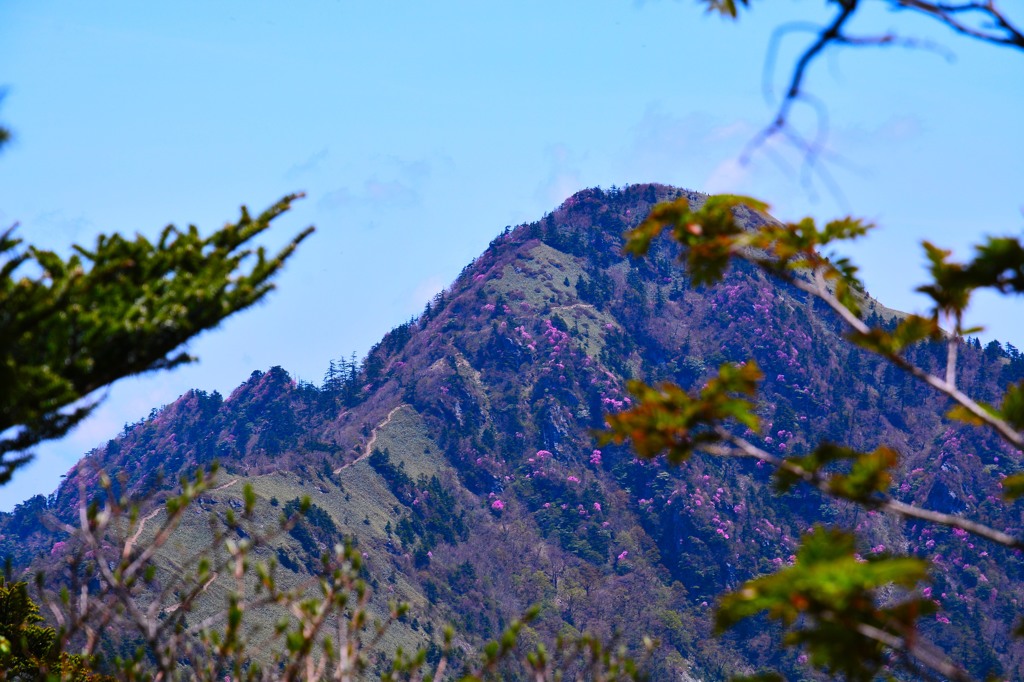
[4,186,1023,679]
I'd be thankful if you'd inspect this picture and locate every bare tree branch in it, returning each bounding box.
[746,258,1024,450]
[740,0,1022,197]
[893,0,1024,49]
[709,429,1024,549]
[854,621,973,682]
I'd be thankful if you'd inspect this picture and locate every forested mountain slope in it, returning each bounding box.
[4,184,1024,679]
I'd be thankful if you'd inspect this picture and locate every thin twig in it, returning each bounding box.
[760,258,1024,449]
[709,429,1023,549]
[854,621,973,681]
[946,330,959,389]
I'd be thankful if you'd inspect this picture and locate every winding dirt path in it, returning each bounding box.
[123,478,238,557]
[333,405,404,474]
[211,478,238,492]
[553,302,597,314]
[124,507,162,557]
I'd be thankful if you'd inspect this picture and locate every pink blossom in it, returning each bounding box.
[593,502,602,511]
[491,499,505,511]
[617,550,629,561]
[567,475,580,483]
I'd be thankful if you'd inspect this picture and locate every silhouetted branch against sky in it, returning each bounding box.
[722,0,1023,198]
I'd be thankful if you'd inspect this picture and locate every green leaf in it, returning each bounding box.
[947,405,982,425]
[702,0,751,18]
[1001,473,1024,501]
[243,483,256,516]
[831,445,898,501]
[717,527,931,682]
[603,362,762,465]
[964,236,1024,293]
[625,194,769,287]
[777,444,898,502]
[850,315,941,357]
[915,240,997,320]
[286,631,304,654]
[1001,381,1024,430]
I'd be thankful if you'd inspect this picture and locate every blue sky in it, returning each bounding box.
[1,1,1022,510]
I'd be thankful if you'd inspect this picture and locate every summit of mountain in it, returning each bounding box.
[4,183,1024,679]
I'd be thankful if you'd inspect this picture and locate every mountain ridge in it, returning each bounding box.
[4,183,1024,679]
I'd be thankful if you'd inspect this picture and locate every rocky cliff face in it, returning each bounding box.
[5,184,1024,679]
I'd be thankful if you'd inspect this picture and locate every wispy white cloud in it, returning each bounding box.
[629,106,711,160]
[381,155,435,183]
[616,105,725,188]
[409,275,446,314]
[535,144,586,207]
[320,177,420,210]
[707,120,754,143]
[285,148,330,179]
[704,157,751,194]
[319,153,448,212]
[835,115,923,148]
